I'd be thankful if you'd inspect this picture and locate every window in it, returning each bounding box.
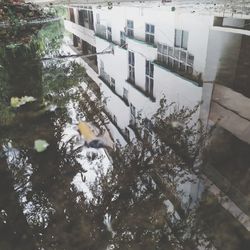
[123,88,128,102]
[88,10,94,30]
[110,77,115,91]
[180,50,187,62]
[145,60,154,97]
[129,66,135,83]
[128,51,134,66]
[113,115,117,125]
[144,118,153,143]
[69,8,75,22]
[128,51,135,83]
[130,103,136,116]
[127,20,134,38]
[100,60,104,76]
[130,103,136,126]
[73,34,78,47]
[158,44,168,64]
[78,10,84,26]
[168,46,174,57]
[107,26,112,41]
[103,97,107,106]
[146,77,154,97]
[182,31,188,50]
[187,53,194,66]
[175,29,189,50]
[120,31,126,47]
[78,9,94,30]
[145,24,155,44]
[144,129,152,144]
[175,29,182,48]
[125,128,130,141]
[146,60,154,77]
[174,49,180,61]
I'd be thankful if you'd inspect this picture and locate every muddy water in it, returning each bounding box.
[1,2,250,250]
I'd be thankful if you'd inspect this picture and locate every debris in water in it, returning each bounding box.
[10,96,36,108]
[34,139,49,152]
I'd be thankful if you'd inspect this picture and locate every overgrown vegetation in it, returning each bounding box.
[0,1,56,45]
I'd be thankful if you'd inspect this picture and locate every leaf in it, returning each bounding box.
[34,139,49,153]
[6,43,22,49]
[10,96,36,108]
[10,97,21,108]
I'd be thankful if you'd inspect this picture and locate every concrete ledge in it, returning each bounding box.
[64,20,96,47]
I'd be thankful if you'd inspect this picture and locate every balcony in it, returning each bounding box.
[126,78,156,102]
[154,58,202,86]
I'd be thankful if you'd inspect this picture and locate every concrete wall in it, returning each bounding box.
[209,84,250,144]
[95,6,214,75]
[204,29,242,85]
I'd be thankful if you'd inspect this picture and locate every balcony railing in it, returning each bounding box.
[154,57,202,86]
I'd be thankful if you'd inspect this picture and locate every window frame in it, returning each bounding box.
[127,20,134,38]
[145,60,154,96]
[128,51,135,83]
[175,29,189,50]
[120,31,126,47]
[145,23,155,45]
[123,88,128,101]
[107,26,112,41]
[110,77,115,91]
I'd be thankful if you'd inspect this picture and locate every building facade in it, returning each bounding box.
[64,2,250,241]
[65,4,209,143]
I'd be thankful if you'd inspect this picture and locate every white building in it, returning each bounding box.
[63,2,250,238]
[65,4,208,143]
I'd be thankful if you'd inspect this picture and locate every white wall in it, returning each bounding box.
[95,5,214,76]
[94,5,204,128]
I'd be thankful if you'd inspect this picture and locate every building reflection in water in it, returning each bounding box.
[65,3,250,249]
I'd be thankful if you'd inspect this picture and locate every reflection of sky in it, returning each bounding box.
[3,142,55,228]
[61,101,112,202]
[63,124,111,200]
